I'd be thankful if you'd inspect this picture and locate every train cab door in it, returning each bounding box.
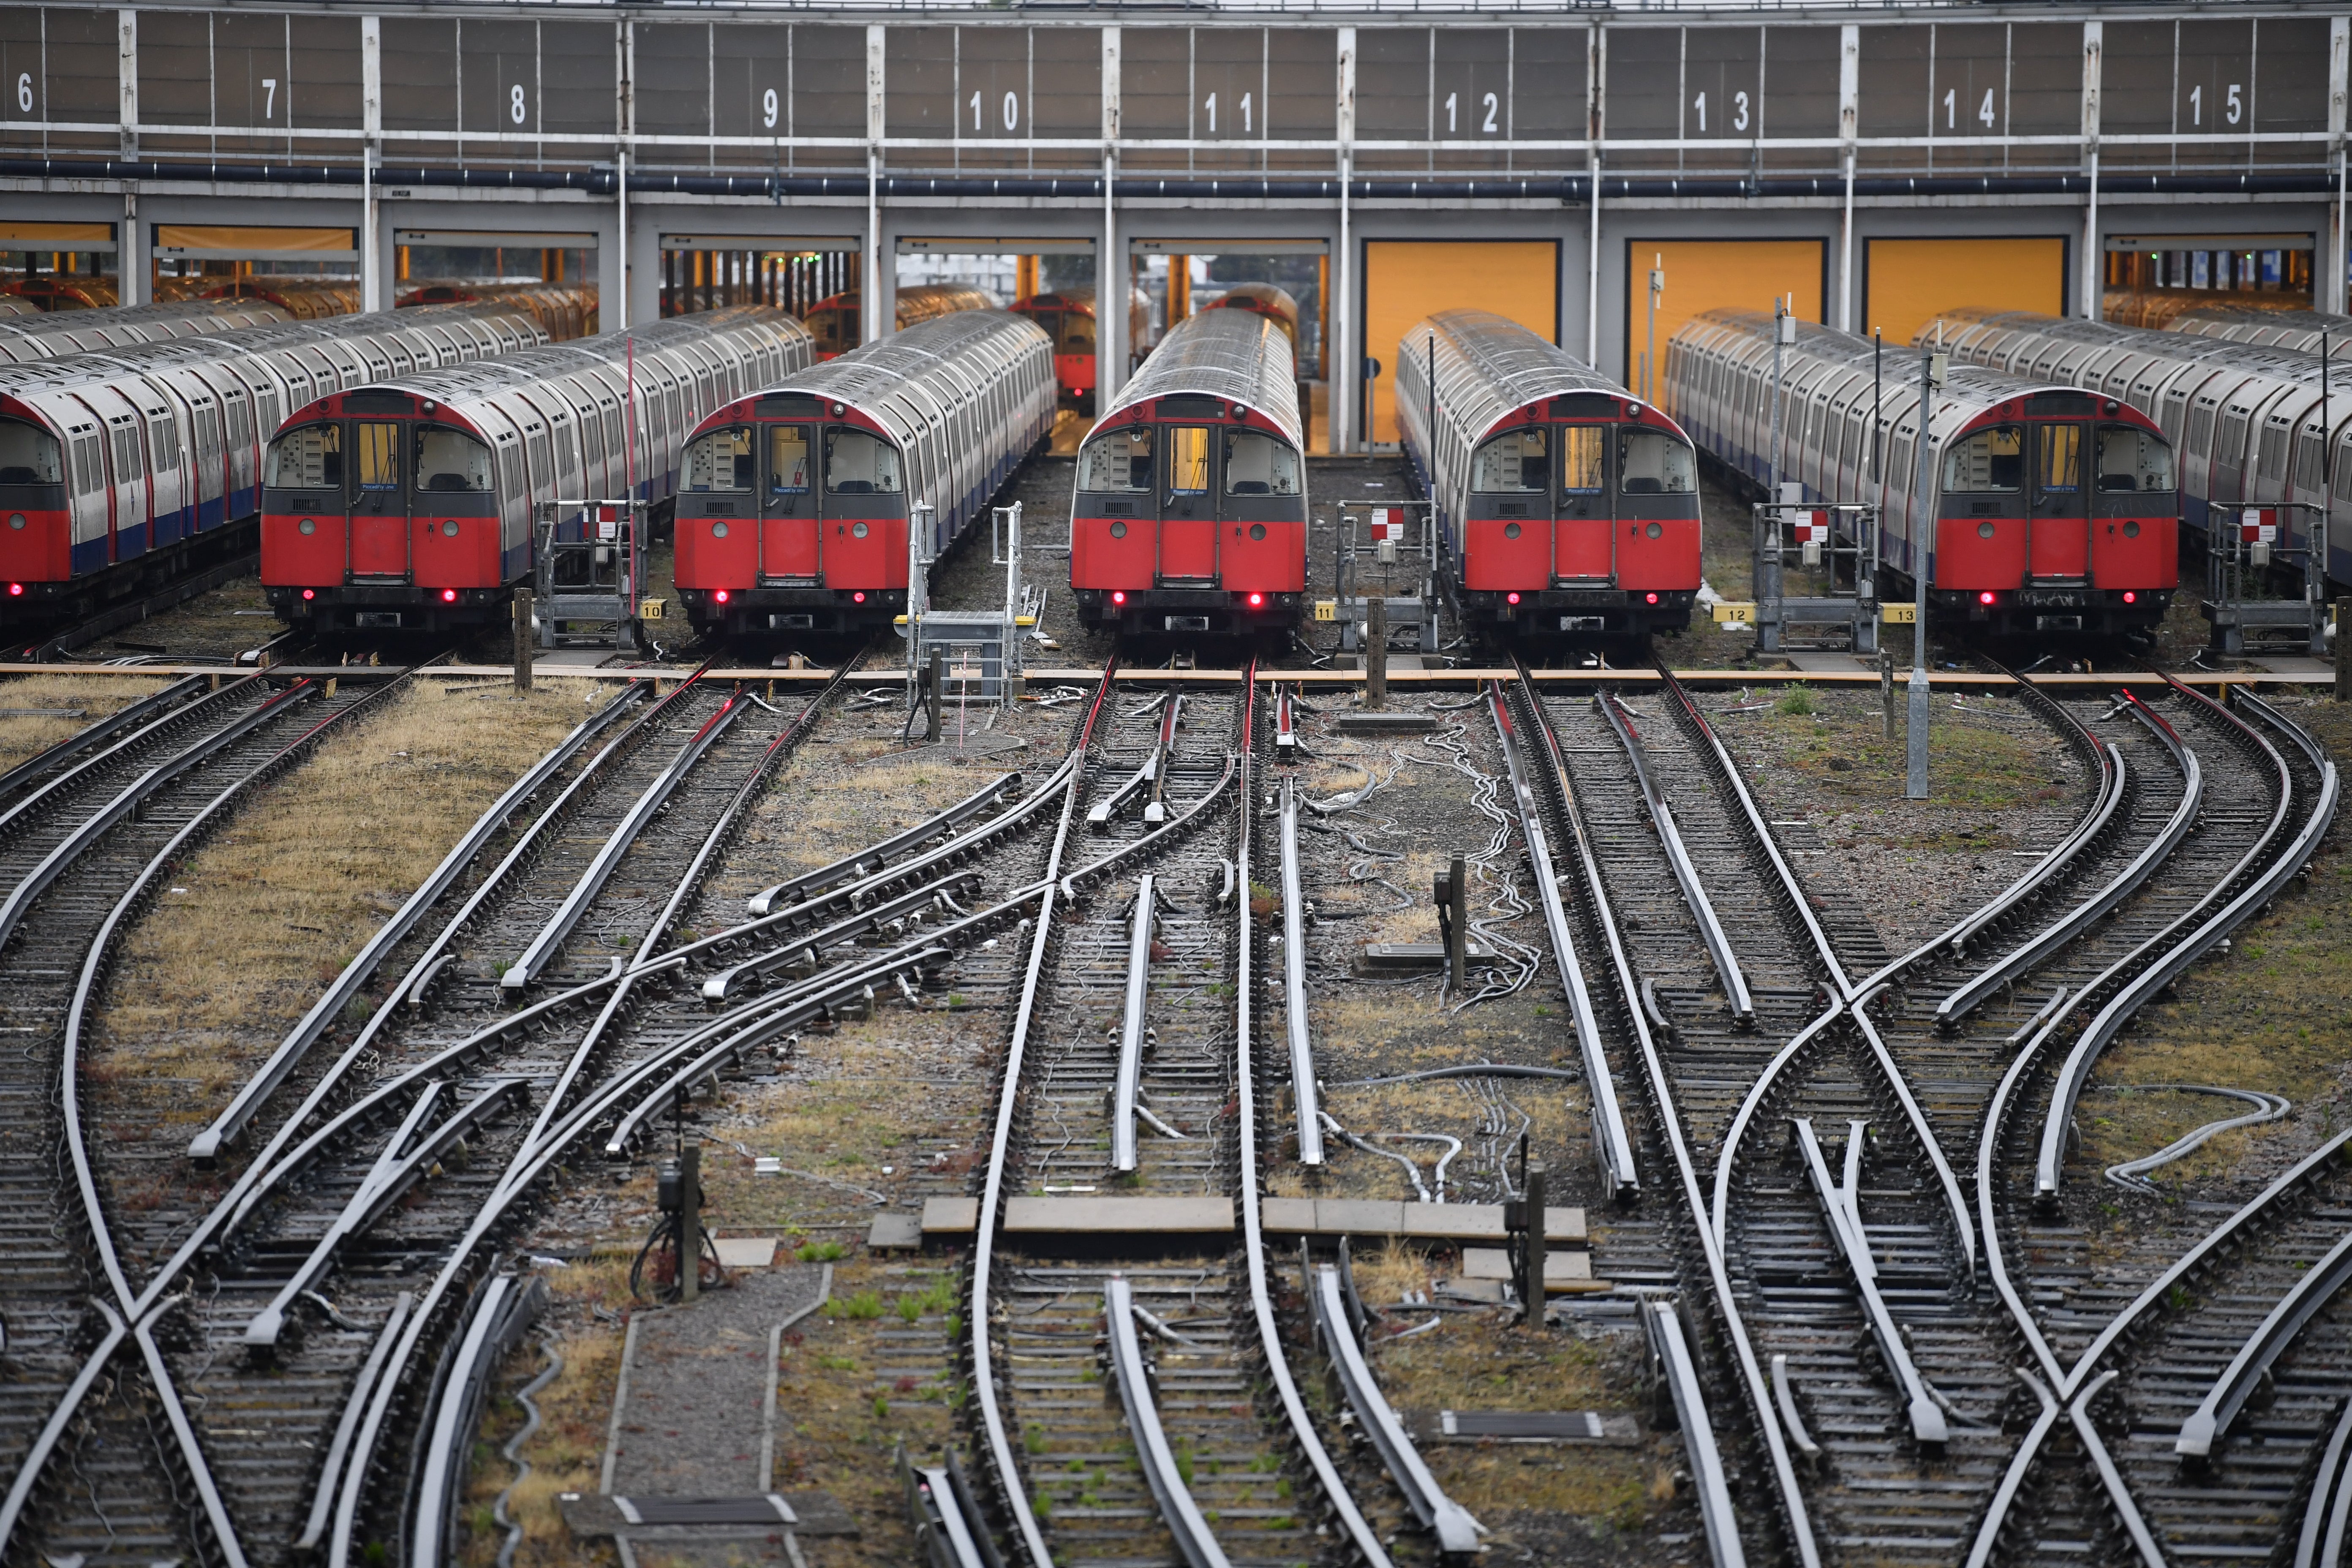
[1158,424,1218,582]
[760,422,819,582]
[2027,419,2091,581]
[1553,424,1611,581]
[348,419,410,578]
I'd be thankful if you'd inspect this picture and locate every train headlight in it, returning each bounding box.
[298,517,316,536]
[5,583,19,596]
[5,513,23,531]
[853,591,866,603]
[442,519,459,536]
[1978,522,1995,538]
[2123,522,2140,539]
[1249,524,1266,542]
[441,589,458,603]
[1503,523,1522,540]
[1644,522,1663,539]
[1109,522,1127,539]
[711,522,729,539]
[852,522,869,539]
[1978,591,1996,606]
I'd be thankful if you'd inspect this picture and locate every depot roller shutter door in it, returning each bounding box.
[1363,240,1559,446]
[1864,237,2066,347]
[1625,240,1827,402]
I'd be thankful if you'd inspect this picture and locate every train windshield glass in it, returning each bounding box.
[769,425,811,493]
[1943,425,2023,492]
[265,423,342,489]
[1061,314,1095,352]
[2095,424,2174,493]
[2037,425,2084,493]
[1223,431,1299,496]
[1472,430,1548,493]
[825,428,901,494]
[683,427,752,493]
[355,422,401,491]
[0,420,60,485]
[1558,427,1603,494]
[1617,430,1695,495]
[1167,427,1211,495]
[413,427,492,493]
[1078,428,1154,493]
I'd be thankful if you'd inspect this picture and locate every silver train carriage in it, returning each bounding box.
[1669,309,2180,635]
[0,304,549,616]
[1918,307,2352,588]
[0,297,300,365]
[1398,308,1702,638]
[2165,305,2352,359]
[262,307,813,633]
[674,308,1055,637]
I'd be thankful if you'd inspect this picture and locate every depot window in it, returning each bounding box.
[825,428,901,494]
[0,420,61,486]
[265,423,343,490]
[1079,427,1154,493]
[1472,428,1548,493]
[1223,431,1299,497]
[769,425,811,494]
[412,426,492,493]
[1942,424,2024,493]
[1166,427,1211,496]
[683,427,752,493]
[1617,430,1694,495]
[2095,425,2174,494]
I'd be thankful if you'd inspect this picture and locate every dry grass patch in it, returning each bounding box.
[0,674,173,775]
[90,679,608,1122]
[741,753,1008,873]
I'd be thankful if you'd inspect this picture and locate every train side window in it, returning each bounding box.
[0,421,61,485]
[825,428,902,494]
[683,427,752,493]
[1223,430,1298,496]
[2036,425,2083,494]
[1079,428,1154,493]
[1558,427,1603,494]
[1617,430,1694,495]
[2095,424,2173,494]
[355,422,401,491]
[1166,427,1211,496]
[414,427,493,493]
[266,423,342,489]
[769,425,812,493]
[1063,314,1095,353]
[1473,429,1548,493]
[1941,424,2023,492]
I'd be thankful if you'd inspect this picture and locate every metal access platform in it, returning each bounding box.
[533,498,648,652]
[2202,501,2330,658]
[902,501,1033,707]
[1320,498,1440,656]
[1747,489,1883,656]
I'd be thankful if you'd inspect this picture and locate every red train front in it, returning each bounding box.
[1070,308,1308,640]
[1399,310,1700,639]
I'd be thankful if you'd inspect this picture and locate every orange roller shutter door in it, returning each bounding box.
[1364,240,1559,445]
[1863,237,2066,347]
[1625,240,1826,404]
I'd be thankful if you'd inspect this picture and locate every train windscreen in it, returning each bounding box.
[0,421,61,485]
[825,429,901,493]
[415,427,493,493]
[2096,424,2174,492]
[267,424,342,489]
[1617,430,1695,495]
[1079,429,1154,492]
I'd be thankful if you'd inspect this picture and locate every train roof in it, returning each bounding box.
[1407,308,1670,444]
[1093,308,1302,451]
[695,308,1046,445]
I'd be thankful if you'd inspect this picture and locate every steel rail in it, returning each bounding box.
[1936,694,2200,1026]
[1104,1276,1231,1568]
[0,670,252,840]
[0,671,205,802]
[0,677,314,952]
[1087,693,1180,830]
[2069,1370,2169,1568]
[906,1454,997,1568]
[1058,751,1237,903]
[501,681,746,988]
[2299,1398,2352,1568]
[746,769,1024,914]
[1111,872,1155,1173]
[1307,1264,1481,1553]
[964,661,1115,1568]
[0,1303,126,1555]
[1641,1299,1747,1568]
[1277,776,1323,1165]
[1595,690,1754,1024]
[2175,1222,2352,1459]
[1507,672,1819,1568]
[188,681,646,1160]
[1708,1002,1849,1243]
[1487,681,1638,1198]
[1792,1118,1947,1445]
[1963,1370,2063,1568]
[411,1273,541,1568]
[701,875,984,1002]
[295,1294,413,1552]
[2034,687,2331,1202]
[1227,666,1395,1568]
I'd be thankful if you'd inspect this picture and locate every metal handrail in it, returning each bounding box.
[1111,873,1155,1173]
[2175,1223,2352,1459]
[1487,681,1638,1198]
[1642,1299,1748,1568]
[746,769,1024,915]
[190,681,644,1160]
[1278,777,1323,1164]
[1595,691,1753,1023]
[1105,1276,1231,1568]
[1937,696,2199,1026]
[1793,1119,1946,1445]
[1307,1265,1481,1553]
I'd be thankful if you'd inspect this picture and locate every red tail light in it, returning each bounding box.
[6,583,20,597]
[441,588,457,603]
[301,588,315,601]
[1247,592,1264,608]
[1506,591,1520,605]
[715,589,730,604]
[1111,591,1126,605]
[1978,591,1996,606]
[853,591,866,603]
[1645,591,1660,605]
[2122,591,2137,604]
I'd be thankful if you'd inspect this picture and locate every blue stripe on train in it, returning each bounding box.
[70,535,107,574]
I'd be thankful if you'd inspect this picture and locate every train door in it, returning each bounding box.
[2028,420,2090,580]
[760,422,818,581]
[1158,424,1217,581]
[1554,424,1610,580]
[348,419,409,578]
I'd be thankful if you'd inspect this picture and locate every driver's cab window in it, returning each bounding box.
[2037,424,2084,494]
[682,427,751,493]
[768,425,811,494]
[1079,427,1154,493]
[266,423,342,490]
[355,422,401,492]
[1166,427,1211,496]
[825,427,902,495]
[1471,429,1548,493]
[1557,427,1606,495]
